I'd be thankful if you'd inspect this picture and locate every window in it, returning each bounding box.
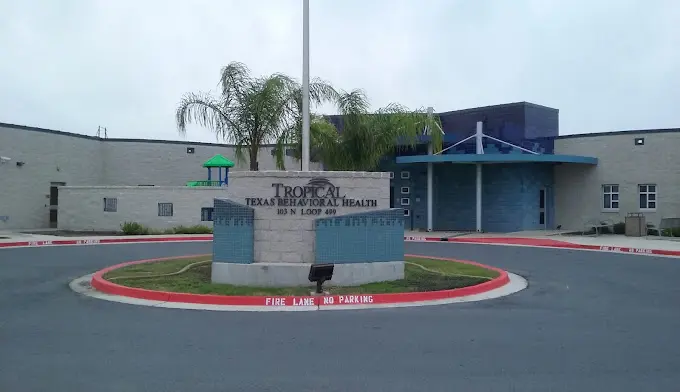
[201,207,214,221]
[400,171,410,180]
[634,137,645,146]
[403,209,410,217]
[638,184,657,210]
[158,203,174,217]
[401,186,410,195]
[388,172,395,179]
[103,198,117,212]
[186,147,195,154]
[400,197,410,206]
[602,184,619,210]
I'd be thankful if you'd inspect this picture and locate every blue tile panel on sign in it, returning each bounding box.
[315,209,404,264]
[212,198,254,264]
[398,163,554,232]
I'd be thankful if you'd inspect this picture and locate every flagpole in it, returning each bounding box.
[301,0,310,171]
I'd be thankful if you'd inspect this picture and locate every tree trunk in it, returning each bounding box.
[249,146,259,171]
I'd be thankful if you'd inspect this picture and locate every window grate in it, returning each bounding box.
[103,198,118,212]
[158,203,174,217]
[201,207,214,221]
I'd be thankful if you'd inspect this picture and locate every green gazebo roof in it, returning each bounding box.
[202,154,234,168]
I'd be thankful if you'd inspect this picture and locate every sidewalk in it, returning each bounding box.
[404,230,680,256]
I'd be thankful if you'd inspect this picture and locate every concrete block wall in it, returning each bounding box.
[0,123,321,230]
[213,199,254,264]
[226,171,391,264]
[554,131,680,230]
[0,124,105,230]
[57,186,228,231]
[102,141,321,186]
[315,209,404,264]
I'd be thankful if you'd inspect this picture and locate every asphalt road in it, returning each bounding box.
[1,242,679,392]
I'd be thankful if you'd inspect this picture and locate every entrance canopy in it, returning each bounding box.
[394,121,598,233]
[396,153,597,165]
[397,124,597,165]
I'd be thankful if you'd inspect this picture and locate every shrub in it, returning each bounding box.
[120,222,213,235]
[661,227,680,237]
[120,221,150,235]
[171,225,213,234]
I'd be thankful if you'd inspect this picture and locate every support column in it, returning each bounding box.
[426,106,434,232]
[475,121,484,154]
[475,120,483,232]
[476,163,482,232]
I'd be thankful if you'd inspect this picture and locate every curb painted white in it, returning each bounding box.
[69,273,528,312]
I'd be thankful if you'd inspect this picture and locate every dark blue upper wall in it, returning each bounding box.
[439,102,525,140]
[524,103,559,139]
[438,102,558,154]
[325,101,559,154]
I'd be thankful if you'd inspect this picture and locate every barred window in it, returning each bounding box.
[158,203,174,217]
[201,207,214,221]
[103,198,117,212]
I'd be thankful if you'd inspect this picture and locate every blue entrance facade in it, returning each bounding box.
[392,163,555,232]
[380,102,597,233]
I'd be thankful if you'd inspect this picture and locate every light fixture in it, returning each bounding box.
[308,263,334,294]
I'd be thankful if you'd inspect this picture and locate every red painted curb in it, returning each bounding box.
[1,234,678,257]
[404,235,680,257]
[0,236,213,248]
[90,254,510,308]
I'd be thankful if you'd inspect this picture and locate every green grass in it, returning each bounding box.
[104,256,212,279]
[105,256,499,296]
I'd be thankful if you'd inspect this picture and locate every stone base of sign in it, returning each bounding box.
[211,261,405,287]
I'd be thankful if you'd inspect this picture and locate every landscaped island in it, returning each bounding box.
[103,256,500,296]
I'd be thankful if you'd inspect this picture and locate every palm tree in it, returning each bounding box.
[276,89,443,171]
[176,62,336,171]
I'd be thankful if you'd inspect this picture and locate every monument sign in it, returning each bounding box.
[211,170,404,287]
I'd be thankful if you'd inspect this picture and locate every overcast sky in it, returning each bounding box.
[1,0,678,142]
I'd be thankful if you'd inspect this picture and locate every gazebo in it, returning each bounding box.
[203,154,234,186]
[186,154,235,187]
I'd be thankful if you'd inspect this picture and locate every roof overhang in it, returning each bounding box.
[395,153,598,165]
